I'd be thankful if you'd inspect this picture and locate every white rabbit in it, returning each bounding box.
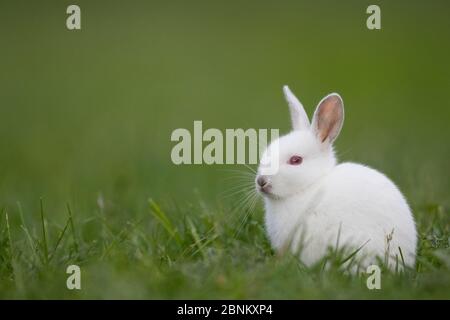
[256,86,417,271]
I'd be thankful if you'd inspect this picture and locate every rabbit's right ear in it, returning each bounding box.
[311,93,344,144]
[283,85,310,131]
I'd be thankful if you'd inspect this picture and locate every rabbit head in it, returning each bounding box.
[256,86,344,199]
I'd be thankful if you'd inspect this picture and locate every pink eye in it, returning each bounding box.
[288,155,303,165]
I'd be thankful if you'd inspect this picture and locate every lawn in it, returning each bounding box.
[0,0,449,299]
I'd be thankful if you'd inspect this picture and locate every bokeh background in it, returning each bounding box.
[0,0,449,298]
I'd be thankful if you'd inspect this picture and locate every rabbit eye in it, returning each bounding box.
[288,155,303,165]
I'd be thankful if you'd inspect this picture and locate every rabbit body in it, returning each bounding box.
[264,160,417,269]
[257,86,417,270]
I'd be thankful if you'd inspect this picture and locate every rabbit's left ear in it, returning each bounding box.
[283,86,310,131]
[311,93,344,144]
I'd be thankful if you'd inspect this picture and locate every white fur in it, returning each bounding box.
[256,86,417,271]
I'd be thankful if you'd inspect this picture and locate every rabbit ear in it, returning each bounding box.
[311,93,344,144]
[283,85,310,131]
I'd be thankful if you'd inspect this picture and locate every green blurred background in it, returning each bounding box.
[0,0,449,298]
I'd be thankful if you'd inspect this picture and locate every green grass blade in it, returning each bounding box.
[5,211,14,257]
[398,246,407,271]
[4,210,19,288]
[340,239,371,265]
[148,199,181,245]
[186,216,206,259]
[20,225,39,262]
[48,218,70,263]
[66,203,79,253]
[17,201,26,226]
[40,198,49,265]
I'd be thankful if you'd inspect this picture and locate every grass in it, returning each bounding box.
[0,188,448,299]
[0,0,449,299]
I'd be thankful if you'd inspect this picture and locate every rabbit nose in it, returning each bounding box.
[257,176,268,187]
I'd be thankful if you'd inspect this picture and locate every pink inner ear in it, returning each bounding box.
[317,96,342,142]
